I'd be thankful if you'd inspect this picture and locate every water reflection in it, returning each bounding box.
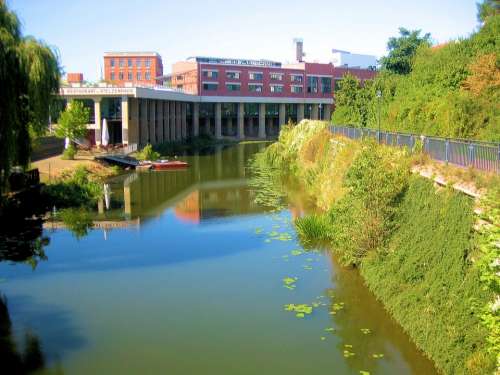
[0,294,46,374]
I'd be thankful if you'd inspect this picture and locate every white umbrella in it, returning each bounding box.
[102,118,109,147]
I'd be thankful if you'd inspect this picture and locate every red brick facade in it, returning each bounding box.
[104,52,163,86]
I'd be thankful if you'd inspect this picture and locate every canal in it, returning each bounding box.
[0,143,437,374]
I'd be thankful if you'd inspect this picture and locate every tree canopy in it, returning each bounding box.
[0,0,60,187]
[333,11,500,141]
[379,28,431,75]
[477,0,500,23]
[55,101,90,142]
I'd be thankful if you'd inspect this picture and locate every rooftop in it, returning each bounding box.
[187,56,282,68]
[104,51,161,57]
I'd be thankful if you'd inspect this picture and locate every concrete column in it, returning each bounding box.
[193,102,200,137]
[297,103,305,123]
[181,102,187,139]
[323,104,331,122]
[267,117,273,136]
[121,96,129,145]
[94,98,102,147]
[175,102,181,141]
[169,101,176,141]
[237,102,245,140]
[279,103,286,126]
[129,98,139,145]
[157,100,164,143]
[215,102,222,139]
[311,104,319,120]
[258,103,266,139]
[149,100,156,144]
[164,101,170,142]
[140,99,148,146]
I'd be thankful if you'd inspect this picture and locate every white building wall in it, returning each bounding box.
[331,52,377,69]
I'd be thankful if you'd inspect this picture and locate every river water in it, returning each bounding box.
[0,143,437,374]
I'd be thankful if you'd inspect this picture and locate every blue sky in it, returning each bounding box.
[9,0,480,81]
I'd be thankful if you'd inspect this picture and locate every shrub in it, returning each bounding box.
[136,144,160,161]
[61,144,76,160]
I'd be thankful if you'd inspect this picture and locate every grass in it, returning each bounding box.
[255,120,498,374]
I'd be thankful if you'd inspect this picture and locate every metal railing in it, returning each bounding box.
[330,125,500,174]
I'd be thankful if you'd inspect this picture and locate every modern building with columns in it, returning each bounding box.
[59,84,334,147]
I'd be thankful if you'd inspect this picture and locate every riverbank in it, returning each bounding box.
[253,120,499,374]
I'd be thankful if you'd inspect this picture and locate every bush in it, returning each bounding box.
[136,144,159,161]
[61,144,76,160]
[57,207,93,239]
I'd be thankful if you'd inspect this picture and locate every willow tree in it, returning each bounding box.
[0,1,60,188]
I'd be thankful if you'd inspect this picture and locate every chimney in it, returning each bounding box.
[293,38,305,62]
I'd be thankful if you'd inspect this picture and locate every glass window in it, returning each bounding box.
[145,58,151,68]
[248,84,263,92]
[119,59,124,67]
[145,72,151,80]
[321,77,332,93]
[249,72,263,80]
[110,59,115,67]
[334,79,342,91]
[291,85,303,93]
[270,72,283,81]
[128,72,133,80]
[291,74,303,83]
[176,75,183,80]
[136,58,142,67]
[203,83,218,91]
[128,58,132,67]
[270,84,284,93]
[226,71,240,79]
[110,72,115,80]
[202,70,218,79]
[137,72,142,80]
[307,76,318,93]
[226,83,241,91]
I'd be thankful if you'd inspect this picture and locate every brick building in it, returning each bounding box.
[104,52,163,86]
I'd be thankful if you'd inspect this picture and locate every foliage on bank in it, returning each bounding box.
[332,13,500,141]
[256,120,499,374]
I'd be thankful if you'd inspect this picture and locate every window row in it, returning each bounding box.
[111,72,152,80]
[201,70,305,83]
[110,58,152,68]
[202,82,308,93]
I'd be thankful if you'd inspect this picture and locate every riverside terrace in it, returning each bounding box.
[58,84,334,147]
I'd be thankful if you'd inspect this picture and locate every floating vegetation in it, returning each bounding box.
[332,302,345,312]
[303,265,313,270]
[291,249,303,256]
[360,371,370,375]
[306,258,313,262]
[360,328,371,335]
[324,327,336,333]
[254,227,263,234]
[320,336,326,341]
[284,303,313,318]
[283,277,298,290]
[372,353,384,359]
[343,350,356,358]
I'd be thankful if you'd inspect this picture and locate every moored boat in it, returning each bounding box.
[151,160,189,170]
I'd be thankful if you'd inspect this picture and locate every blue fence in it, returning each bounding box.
[330,125,500,174]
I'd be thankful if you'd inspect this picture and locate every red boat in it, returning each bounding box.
[151,160,189,170]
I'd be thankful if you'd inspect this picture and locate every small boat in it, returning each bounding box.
[151,159,189,170]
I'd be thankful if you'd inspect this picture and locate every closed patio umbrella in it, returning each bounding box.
[102,118,109,147]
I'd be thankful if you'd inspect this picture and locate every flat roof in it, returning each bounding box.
[188,56,282,67]
[104,52,161,57]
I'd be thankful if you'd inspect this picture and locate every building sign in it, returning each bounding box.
[60,87,135,96]
[195,56,281,68]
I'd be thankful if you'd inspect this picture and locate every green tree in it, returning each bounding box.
[380,27,431,75]
[0,0,60,188]
[477,0,500,23]
[55,100,90,143]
